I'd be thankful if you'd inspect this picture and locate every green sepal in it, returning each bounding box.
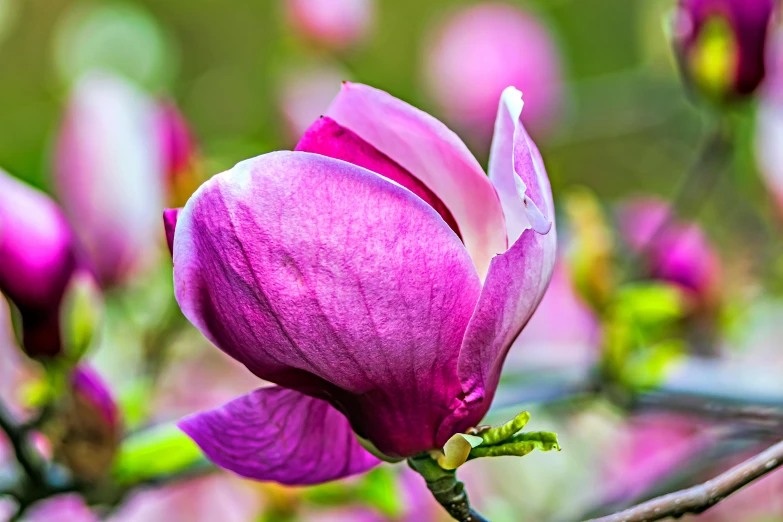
[477,411,530,445]
[469,431,561,459]
[112,422,207,485]
[354,433,404,464]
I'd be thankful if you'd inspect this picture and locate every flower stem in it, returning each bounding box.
[407,455,490,522]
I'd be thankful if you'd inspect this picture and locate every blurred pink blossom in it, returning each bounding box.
[22,495,98,522]
[279,64,346,143]
[423,3,564,145]
[110,475,261,522]
[285,0,373,49]
[54,72,166,287]
[604,413,717,503]
[618,198,722,305]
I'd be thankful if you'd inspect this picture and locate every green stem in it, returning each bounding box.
[407,455,490,522]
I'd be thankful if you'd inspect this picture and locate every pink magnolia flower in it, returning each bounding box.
[673,0,774,99]
[54,72,166,287]
[423,3,564,144]
[0,169,79,358]
[285,0,373,49]
[618,198,721,303]
[168,83,556,484]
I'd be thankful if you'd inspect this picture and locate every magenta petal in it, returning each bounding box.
[174,151,481,457]
[449,229,556,435]
[163,208,181,257]
[295,116,462,239]
[179,386,380,485]
[0,169,77,357]
[325,82,507,279]
[451,95,557,431]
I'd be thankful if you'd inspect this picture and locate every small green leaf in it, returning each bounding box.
[478,411,530,445]
[112,422,206,484]
[470,432,561,459]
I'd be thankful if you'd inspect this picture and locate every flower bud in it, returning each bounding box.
[0,169,78,359]
[54,72,166,287]
[618,198,721,304]
[155,100,201,207]
[59,269,104,365]
[47,366,121,481]
[673,0,775,101]
[285,0,373,49]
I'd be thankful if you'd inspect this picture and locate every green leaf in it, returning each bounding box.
[622,339,686,389]
[112,422,207,485]
[478,411,530,446]
[614,282,685,328]
[469,432,561,459]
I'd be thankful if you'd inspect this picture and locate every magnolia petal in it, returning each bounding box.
[163,208,181,257]
[179,386,380,485]
[295,116,462,238]
[451,229,556,433]
[173,151,482,457]
[448,91,557,431]
[489,86,553,244]
[325,82,507,279]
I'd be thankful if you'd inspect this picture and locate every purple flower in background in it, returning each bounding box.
[156,99,201,207]
[674,0,775,99]
[170,83,556,484]
[52,366,121,481]
[423,3,564,144]
[54,72,166,287]
[70,365,120,433]
[618,198,721,303]
[0,169,78,358]
[604,413,716,503]
[286,0,373,49]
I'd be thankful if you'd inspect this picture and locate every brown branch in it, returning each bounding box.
[585,439,783,522]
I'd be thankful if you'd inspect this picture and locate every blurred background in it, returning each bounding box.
[2,0,783,520]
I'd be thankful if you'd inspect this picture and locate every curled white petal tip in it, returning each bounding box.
[512,142,552,236]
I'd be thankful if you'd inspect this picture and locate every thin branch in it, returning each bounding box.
[584,438,783,522]
[0,399,45,486]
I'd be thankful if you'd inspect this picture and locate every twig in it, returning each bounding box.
[636,392,783,436]
[0,400,45,487]
[584,438,783,522]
